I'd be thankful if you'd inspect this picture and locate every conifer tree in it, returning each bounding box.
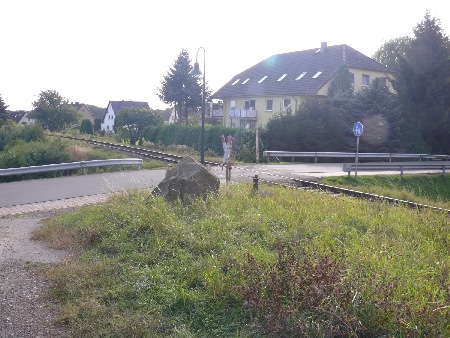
[157,49,207,125]
[394,11,450,153]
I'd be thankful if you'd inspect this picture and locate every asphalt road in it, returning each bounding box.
[1,162,428,208]
[0,170,166,207]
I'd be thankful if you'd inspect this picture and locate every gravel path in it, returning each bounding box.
[1,211,74,337]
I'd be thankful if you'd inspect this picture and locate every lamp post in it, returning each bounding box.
[191,47,206,165]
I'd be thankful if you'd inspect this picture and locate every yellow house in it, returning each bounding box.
[213,43,394,129]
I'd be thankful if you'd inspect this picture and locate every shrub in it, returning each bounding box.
[80,119,94,135]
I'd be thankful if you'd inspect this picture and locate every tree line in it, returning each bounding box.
[1,11,448,158]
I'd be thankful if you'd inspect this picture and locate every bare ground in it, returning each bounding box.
[0,211,69,337]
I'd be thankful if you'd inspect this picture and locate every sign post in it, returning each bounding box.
[353,121,363,178]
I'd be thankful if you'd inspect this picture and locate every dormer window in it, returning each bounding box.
[231,79,240,85]
[296,72,307,80]
[242,78,250,84]
[312,71,323,79]
[277,74,287,81]
[258,76,268,83]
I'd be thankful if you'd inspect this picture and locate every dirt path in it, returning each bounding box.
[0,212,69,337]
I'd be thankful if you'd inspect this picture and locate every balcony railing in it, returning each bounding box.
[228,108,257,119]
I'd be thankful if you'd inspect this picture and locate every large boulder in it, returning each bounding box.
[152,156,220,204]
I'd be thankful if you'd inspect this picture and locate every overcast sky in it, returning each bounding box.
[1,0,449,111]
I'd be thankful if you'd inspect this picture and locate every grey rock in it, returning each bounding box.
[152,156,220,204]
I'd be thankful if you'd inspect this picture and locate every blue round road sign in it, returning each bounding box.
[353,121,363,137]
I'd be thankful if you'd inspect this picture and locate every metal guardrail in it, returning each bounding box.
[342,161,450,178]
[0,158,143,177]
[262,151,443,163]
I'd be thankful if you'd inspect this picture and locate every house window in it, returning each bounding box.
[266,99,273,111]
[362,74,370,86]
[241,121,256,129]
[283,99,291,112]
[245,100,256,110]
[349,72,355,85]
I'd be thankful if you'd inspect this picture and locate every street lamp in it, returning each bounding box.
[191,47,206,165]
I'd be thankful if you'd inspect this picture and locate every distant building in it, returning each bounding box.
[8,111,35,125]
[70,102,105,130]
[101,100,150,132]
[157,108,172,124]
[70,102,95,125]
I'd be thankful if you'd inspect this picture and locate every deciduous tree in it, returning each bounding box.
[114,107,163,145]
[29,90,81,132]
[373,36,412,73]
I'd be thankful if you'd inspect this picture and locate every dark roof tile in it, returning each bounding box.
[213,44,391,99]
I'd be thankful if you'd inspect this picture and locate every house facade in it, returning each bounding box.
[213,43,394,129]
[101,100,150,132]
[70,102,95,125]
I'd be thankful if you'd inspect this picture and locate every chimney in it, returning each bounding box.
[320,42,327,53]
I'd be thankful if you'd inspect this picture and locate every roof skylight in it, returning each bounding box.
[258,76,268,83]
[296,72,307,80]
[231,79,240,85]
[242,78,250,84]
[277,74,287,81]
[312,71,323,79]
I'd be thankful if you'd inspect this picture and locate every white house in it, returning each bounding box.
[100,100,150,132]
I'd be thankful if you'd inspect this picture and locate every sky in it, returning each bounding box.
[1,0,449,112]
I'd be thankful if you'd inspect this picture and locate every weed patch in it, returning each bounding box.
[40,183,449,337]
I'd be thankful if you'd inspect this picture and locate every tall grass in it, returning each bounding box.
[36,184,450,337]
[322,174,450,209]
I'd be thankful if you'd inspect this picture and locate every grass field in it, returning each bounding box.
[34,176,450,337]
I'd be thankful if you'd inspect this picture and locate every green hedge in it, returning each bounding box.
[142,124,260,162]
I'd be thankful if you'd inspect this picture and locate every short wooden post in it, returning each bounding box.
[253,175,259,191]
[225,162,232,184]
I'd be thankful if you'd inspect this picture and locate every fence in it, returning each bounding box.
[342,161,450,178]
[262,151,444,163]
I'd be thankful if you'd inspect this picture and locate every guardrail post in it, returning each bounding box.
[400,166,404,179]
[80,161,87,175]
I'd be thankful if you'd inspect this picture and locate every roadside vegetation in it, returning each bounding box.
[322,174,450,209]
[0,122,164,182]
[35,181,449,337]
